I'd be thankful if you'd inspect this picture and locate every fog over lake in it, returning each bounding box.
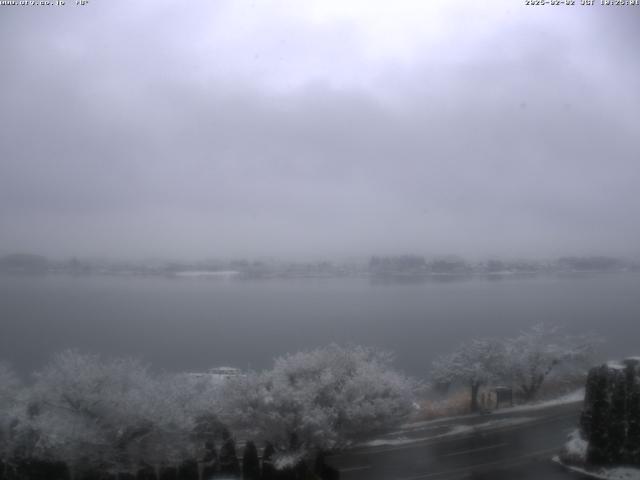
[2,272,638,376]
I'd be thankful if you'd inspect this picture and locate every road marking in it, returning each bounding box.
[441,442,508,457]
[394,447,559,480]
[339,465,371,473]
[441,474,471,480]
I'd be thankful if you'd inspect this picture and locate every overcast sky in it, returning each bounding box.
[1,1,639,260]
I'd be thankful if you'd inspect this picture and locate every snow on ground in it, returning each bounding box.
[498,388,584,414]
[553,457,640,480]
[563,429,588,463]
[274,451,305,470]
[360,417,536,447]
[400,388,584,433]
[606,360,627,370]
[554,428,640,479]
[400,415,471,432]
[174,270,240,278]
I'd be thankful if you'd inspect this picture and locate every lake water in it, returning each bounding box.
[1,272,639,378]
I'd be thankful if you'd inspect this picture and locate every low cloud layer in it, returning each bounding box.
[1,1,639,259]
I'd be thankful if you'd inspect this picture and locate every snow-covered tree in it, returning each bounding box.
[0,363,24,465]
[431,338,507,412]
[174,371,226,432]
[504,324,598,401]
[432,326,599,411]
[127,372,205,474]
[0,363,21,408]
[223,344,418,458]
[27,350,200,477]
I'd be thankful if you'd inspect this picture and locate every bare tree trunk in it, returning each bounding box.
[470,383,480,412]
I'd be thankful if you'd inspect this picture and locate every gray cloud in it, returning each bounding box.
[1,1,639,259]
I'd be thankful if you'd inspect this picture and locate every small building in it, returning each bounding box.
[187,366,244,384]
[494,386,514,409]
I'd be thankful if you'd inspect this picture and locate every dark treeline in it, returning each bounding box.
[0,438,339,480]
[0,253,637,278]
[369,255,636,277]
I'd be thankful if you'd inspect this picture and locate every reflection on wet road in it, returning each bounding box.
[328,402,590,480]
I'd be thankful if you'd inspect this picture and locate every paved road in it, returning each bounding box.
[327,402,590,480]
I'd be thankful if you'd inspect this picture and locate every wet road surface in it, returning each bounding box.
[327,402,591,480]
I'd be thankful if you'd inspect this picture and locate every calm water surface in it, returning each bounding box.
[1,273,639,377]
